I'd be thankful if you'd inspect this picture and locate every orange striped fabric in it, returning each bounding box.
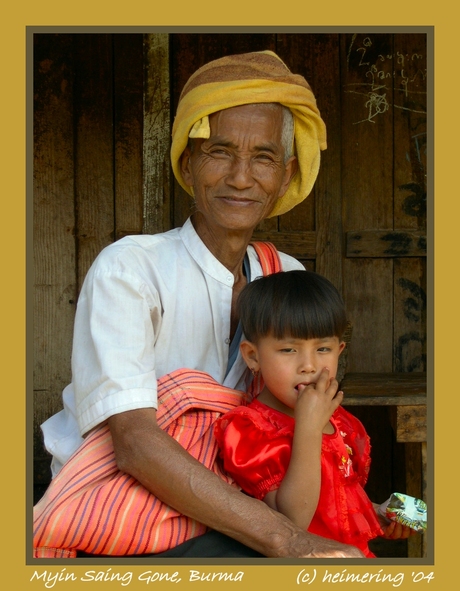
[33,242,281,558]
[251,241,281,275]
[33,370,246,558]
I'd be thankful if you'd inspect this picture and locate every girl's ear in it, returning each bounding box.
[240,340,260,372]
[338,341,346,355]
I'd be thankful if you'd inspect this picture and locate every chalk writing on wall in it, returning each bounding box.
[345,35,427,125]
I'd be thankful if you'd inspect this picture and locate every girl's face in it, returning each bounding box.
[241,335,345,415]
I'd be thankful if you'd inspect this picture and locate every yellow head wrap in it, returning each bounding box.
[171,50,327,218]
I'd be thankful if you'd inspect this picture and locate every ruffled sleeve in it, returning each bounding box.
[214,403,294,500]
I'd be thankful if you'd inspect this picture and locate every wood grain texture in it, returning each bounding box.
[341,33,395,374]
[143,34,171,235]
[33,34,77,482]
[341,372,426,405]
[251,231,316,259]
[74,35,115,289]
[311,35,343,288]
[114,35,144,239]
[390,405,427,442]
[393,34,427,230]
[346,229,426,257]
[391,34,427,380]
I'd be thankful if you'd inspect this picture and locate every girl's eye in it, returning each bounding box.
[280,348,295,353]
[318,347,331,353]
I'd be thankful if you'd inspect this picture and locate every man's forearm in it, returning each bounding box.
[108,408,364,558]
[109,408,302,556]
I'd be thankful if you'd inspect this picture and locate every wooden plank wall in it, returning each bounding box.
[33,34,144,488]
[34,35,77,489]
[339,35,427,557]
[33,33,427,555]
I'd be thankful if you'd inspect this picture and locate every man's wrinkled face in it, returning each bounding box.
[180,104,297,234]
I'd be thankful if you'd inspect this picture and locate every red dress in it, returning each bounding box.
[214,400,383,557]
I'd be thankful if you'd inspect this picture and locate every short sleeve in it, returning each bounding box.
[72,260,161,435]
[214,406,293,500]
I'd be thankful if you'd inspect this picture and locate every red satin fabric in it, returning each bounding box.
[215,401,383,557]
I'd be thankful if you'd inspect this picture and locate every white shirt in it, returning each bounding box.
[41,218,304,475]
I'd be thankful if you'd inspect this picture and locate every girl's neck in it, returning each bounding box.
[257,387,295,418]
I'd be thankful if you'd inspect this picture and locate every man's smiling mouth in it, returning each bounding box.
[217,195,257,204]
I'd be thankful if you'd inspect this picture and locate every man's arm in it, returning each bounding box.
[108,407,364,558]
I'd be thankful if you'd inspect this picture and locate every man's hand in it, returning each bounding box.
[287,531,366,558]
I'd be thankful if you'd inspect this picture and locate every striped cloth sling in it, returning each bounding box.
[33,241,281,558]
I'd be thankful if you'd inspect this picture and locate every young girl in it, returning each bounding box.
[214,270,414,558]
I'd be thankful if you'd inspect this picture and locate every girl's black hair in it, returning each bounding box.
[237,270,348,343]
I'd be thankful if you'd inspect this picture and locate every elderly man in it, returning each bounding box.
[34,51,363,558]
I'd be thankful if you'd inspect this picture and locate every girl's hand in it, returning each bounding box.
[373,504,418,539]
[380,520,417,540]
[295,368,343,433]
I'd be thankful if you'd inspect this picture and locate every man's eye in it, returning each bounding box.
[209,148,229,156]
